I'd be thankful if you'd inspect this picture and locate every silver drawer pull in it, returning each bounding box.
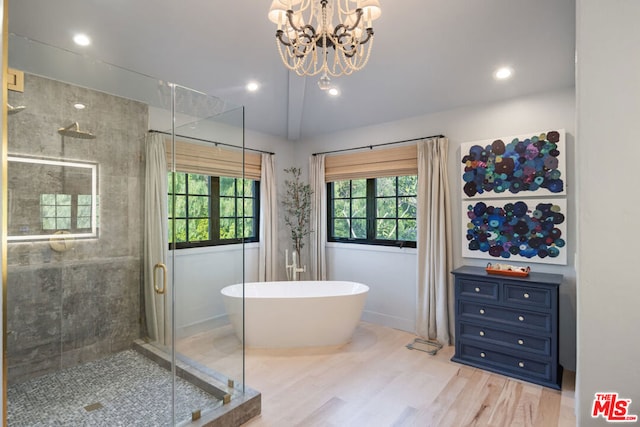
[479,309,486,315]
[479,331,485,337]
[518,361,525,368]
[518,315,525,322]
[480,352,486,358]
[518,339,524,345]
[524,292,530,299]
[475,287,481,293]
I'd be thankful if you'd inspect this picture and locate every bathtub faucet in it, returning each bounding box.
[285,249,306,281]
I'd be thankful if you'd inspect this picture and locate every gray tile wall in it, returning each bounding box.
[6,74,148,384]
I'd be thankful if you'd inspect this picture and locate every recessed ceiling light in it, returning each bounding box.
[73,103,86,110]
[73,33,91,47]
[328,87,340,97]
[246,81,260,92]
[494,67,513,80]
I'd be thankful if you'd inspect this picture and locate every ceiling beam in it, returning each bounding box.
[287,71,306,141]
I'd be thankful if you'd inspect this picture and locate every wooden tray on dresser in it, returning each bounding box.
[485,263,530,277]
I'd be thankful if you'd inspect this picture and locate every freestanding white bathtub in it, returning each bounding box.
[221,281,369,348]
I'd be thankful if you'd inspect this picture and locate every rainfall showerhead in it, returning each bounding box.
[58,122,96,139]
[8,104,26,115]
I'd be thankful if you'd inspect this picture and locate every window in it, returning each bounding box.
[168,172,259,248]
[40,194,98,231]
[330,179,368,240]
[76,194,97,229]
[376,176,418,242]
[41,194,71,230]
[328,175,417,247]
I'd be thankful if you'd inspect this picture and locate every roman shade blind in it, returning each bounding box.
[323,144,418,182]
[164,139,261,180]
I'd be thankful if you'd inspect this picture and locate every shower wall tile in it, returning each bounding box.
[99,176,130,257]
[6,267,63,382]
[127,176,144,256]
[7,357,62,384]
[60,342,107,370]
[62,259,140,337]
[62,274,110,350]
[59,256,141,353]
[6,73,148,384]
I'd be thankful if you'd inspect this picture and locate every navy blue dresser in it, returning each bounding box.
[451,266,563,389]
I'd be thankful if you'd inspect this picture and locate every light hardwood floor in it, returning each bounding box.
[177,322,575,427]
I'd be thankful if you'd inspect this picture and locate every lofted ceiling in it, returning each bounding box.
[7,0,576,141]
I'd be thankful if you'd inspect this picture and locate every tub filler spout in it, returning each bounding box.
[285,249,306,281]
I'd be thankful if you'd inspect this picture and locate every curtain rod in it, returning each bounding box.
[312,134,445,156]
[148,130,275,155]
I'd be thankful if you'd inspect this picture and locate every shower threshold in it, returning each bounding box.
[7,342,260,426]
[133,339,261,426]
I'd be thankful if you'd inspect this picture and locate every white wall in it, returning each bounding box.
[328,243,418,331]
[296,88,577,370]
[576,1,640,424]
[171,243,258,337]
[245,128,296,282]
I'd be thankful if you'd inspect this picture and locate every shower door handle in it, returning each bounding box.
[153,263,167,295]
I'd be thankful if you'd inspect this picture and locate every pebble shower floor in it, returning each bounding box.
[7,349,221,426]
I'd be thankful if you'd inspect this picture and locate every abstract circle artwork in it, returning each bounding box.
[462,199,567,265]
[461,130,565,199]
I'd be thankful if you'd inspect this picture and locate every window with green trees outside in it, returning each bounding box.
[328,175,417,248]
[168,172,259,248]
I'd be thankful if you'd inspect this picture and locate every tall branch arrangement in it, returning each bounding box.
[282,167,313,260]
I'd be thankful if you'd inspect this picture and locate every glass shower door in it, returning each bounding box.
[167,85,246,423]
[124,84,248,423]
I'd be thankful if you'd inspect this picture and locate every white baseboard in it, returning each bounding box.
[176,314,229,339]
[361,310,414,333]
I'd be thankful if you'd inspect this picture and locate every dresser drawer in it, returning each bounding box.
[459,301,552,332]
[459,341,552,382]
[504,283,552,309]
[459,322,551,356]
[458,278,499,301]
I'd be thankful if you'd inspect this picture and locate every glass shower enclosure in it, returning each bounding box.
[3,29,257,426]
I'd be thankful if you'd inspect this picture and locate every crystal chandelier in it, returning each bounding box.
[268,0,382,90]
